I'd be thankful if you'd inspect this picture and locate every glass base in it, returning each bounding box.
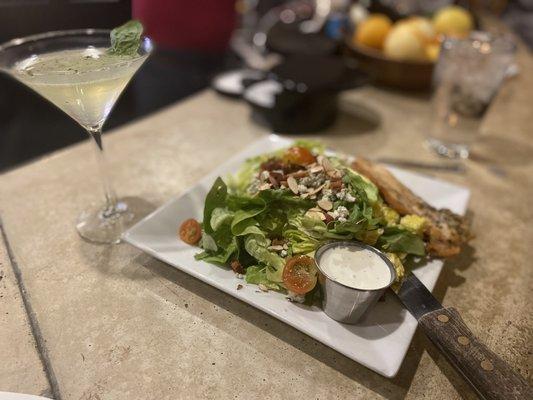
[76,197,154,244]
[426,138,470,159]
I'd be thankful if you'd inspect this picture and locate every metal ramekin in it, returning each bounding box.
[314,241,397,324]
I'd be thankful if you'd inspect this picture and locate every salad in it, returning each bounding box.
[179,142,429,303]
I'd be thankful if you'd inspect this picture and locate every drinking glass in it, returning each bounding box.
[427,31,515,159]
[0,30,154,243]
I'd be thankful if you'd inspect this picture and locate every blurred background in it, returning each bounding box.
[0,0,531,171]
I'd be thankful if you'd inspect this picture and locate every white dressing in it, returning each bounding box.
[319,246,391,290]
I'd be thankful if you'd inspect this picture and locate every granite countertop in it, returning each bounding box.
[0,49,531,399]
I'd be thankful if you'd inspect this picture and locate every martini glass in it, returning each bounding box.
[0,29,154,244]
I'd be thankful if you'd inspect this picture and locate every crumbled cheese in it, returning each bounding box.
[322,188,333,198]
[298,184,308,193]
[300,177,312,186]
[336,205,349,219]
[236,273,244,279]
[260,170,270,181]
[280,249,288,257]
[345,192,356,202]
[336,189,346,200]
[301,175,325,188]
[338,216,347,223]
[286,291,306,303]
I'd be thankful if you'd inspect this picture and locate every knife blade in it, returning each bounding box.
[396,273,442,320]
[395,273,531,400]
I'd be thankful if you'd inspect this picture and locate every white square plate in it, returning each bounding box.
[124,135,470,378]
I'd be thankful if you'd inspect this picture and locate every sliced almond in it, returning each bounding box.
[326,169,342,179]
[305,210,326,221]
[258,284,269,292]
[317,199,333,211]
[321,157,334,172]
[307,184,325,196]
[287,176,299,194]
[308,207,322,212]
[309,165,324,174]
[258,183,272,191]
[268,245,284,251]
[288,170,308,178]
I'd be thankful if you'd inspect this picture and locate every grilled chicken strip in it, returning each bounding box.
[352,158,470,258]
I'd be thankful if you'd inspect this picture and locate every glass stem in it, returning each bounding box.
[87,127,118,218]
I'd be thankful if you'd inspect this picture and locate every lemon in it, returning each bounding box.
[384,23,427,62]
[354,14,393,50]
[403,17,436,44]
[433,6,473,38]
[425,43,441,62]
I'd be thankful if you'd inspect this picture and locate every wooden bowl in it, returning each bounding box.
[344,39,434,91]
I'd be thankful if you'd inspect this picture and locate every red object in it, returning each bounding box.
[132,0,237,52]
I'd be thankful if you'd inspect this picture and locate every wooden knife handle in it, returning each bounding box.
[419,308,531,400]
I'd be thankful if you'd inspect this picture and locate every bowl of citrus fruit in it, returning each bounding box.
[345,5,474,90]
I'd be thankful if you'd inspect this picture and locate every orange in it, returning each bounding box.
[354,14,393,50]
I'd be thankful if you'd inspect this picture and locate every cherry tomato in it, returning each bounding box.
[282,255,318,294]
[179,218,201,245]
[282,146,316,165]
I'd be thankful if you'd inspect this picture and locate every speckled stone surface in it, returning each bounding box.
[0,230,50,396]
[0,51,531,399]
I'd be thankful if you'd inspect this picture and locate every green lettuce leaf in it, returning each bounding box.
[244,234,285,282]
[245,266,284,291]
[210,207,234,231]
[195,237,238,265]
[343,168,379,204]
[377,226,426,256]
[203,177,228,234]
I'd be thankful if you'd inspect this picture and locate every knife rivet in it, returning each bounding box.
[437,314,449,323]
[457,336,470,346]
[481,359,494,371]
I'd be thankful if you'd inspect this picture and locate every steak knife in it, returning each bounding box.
[396,274,531,400]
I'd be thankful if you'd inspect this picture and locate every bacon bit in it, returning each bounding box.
[230,260,244,274]
[271,238,286,246]
[260,159,283,172]
[237,284,243,290]
[268,174,279,188]
[324,213,335,224]
[330,180,343,190]
[270,171,284,182]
